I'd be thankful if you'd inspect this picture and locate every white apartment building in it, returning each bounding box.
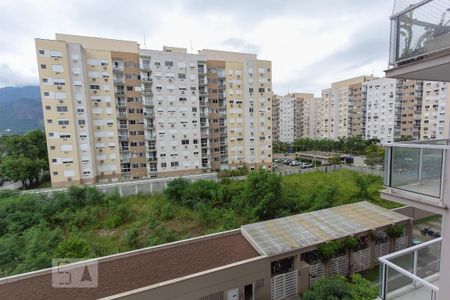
[421,81,450,140]
[278,96,295,143]
[318,88,332,139]
[139,48,209,176]
[364,78,397,144]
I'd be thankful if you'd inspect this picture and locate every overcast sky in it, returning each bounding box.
[0,0,394,96]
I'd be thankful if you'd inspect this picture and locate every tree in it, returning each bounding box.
[329,154,342,165]
[364,144,384,167]
[303,275,377,300]
[0,130,48,188]
[241,169,283,220]
[165,177,190,203]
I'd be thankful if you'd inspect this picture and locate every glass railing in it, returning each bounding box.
[390,0,450,65]
[379,237,441,300]
[384,141,447,200]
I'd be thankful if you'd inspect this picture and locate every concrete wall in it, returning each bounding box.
[24,173,218,197]
[393,206,437,221]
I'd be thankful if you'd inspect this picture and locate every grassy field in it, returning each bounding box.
[0,170,399,276]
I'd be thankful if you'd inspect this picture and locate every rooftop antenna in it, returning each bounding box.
[143,34,147,48]
[190,40,194,53]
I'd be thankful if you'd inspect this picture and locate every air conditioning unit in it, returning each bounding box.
[97,126,101,130]
[103,66,107,70]
[93,90,97,94]
[57,86,62,90]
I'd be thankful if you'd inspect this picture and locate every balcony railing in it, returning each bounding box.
[379,237,441,300]
[389,0,450,66]
[383,140,450,204]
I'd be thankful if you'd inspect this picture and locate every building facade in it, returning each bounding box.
[420,81,450,140]
[394,79,423,141]
[36,34,273,186]
[363,78,397,144]
[199,50,273,171]
[277,95,296,143]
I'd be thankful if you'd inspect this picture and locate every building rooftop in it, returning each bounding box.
[0,231,258,300]
[241,201,410,256]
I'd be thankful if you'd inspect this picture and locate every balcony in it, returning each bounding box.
[379,237,441,300]
[381,140,449,213]
[387,0,450,81]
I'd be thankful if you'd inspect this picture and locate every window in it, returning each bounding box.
[171,161,179,167]
[90,84,100,90]
[38,49,45,55]
[78,120,86,125]
[45,106,51,110]
[181,139,189,145]
[57,106,68,112]
[165,61,174,67]
[178,73,186,79]
[161,162,167,168]
[58,119,69,125]
[40,64,46,69]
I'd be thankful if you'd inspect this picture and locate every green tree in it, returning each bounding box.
[304,275,377,300]
[364,144,384,167]
[0,129,48,188]
[303,276,351,300]
[329,154,342,165]
[241,170,283,220]
[165,177,190,203]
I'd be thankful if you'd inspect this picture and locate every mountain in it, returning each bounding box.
[0,86,43,135]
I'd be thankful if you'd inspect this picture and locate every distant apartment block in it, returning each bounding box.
[394,79,424,141]
[35,34,272,186]
[363,78,397,144]
[272,93,319,143]
[271,95,280,142]
[276,95,295,143]
[199,50,274,172]
[421,81,450,140]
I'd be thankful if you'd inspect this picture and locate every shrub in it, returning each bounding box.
[317,240,343,262]
[386,224,404,239]
[55,236,92,258]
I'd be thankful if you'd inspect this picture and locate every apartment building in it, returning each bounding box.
[420,81,450,140]
[199,50,273,171]
[363,78,397,144]
[277,95,296,143]
[271,95,280,143]
[318,88,332,139]
[138,47,209,177]
[288,93,317,140]
[394,79,423,141]
[36,34,273,186]
[330,76,377,139]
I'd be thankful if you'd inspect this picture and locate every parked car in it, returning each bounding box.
[289,161,301,166]
[283,159,292,165]
[300,163,313,169]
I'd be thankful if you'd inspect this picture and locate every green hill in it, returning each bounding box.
[0,86,43,135]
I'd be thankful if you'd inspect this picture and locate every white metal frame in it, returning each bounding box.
[379,237,441,299]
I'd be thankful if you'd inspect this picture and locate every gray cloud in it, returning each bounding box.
[0,0,395,95]
[0,64,38,87]
[221,38,261,53]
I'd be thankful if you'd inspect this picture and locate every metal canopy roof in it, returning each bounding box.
[241,201,410,256]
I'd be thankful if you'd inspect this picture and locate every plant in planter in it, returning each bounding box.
[317,240,343,263]
[386,224,404,239]
[386,224,405,252]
